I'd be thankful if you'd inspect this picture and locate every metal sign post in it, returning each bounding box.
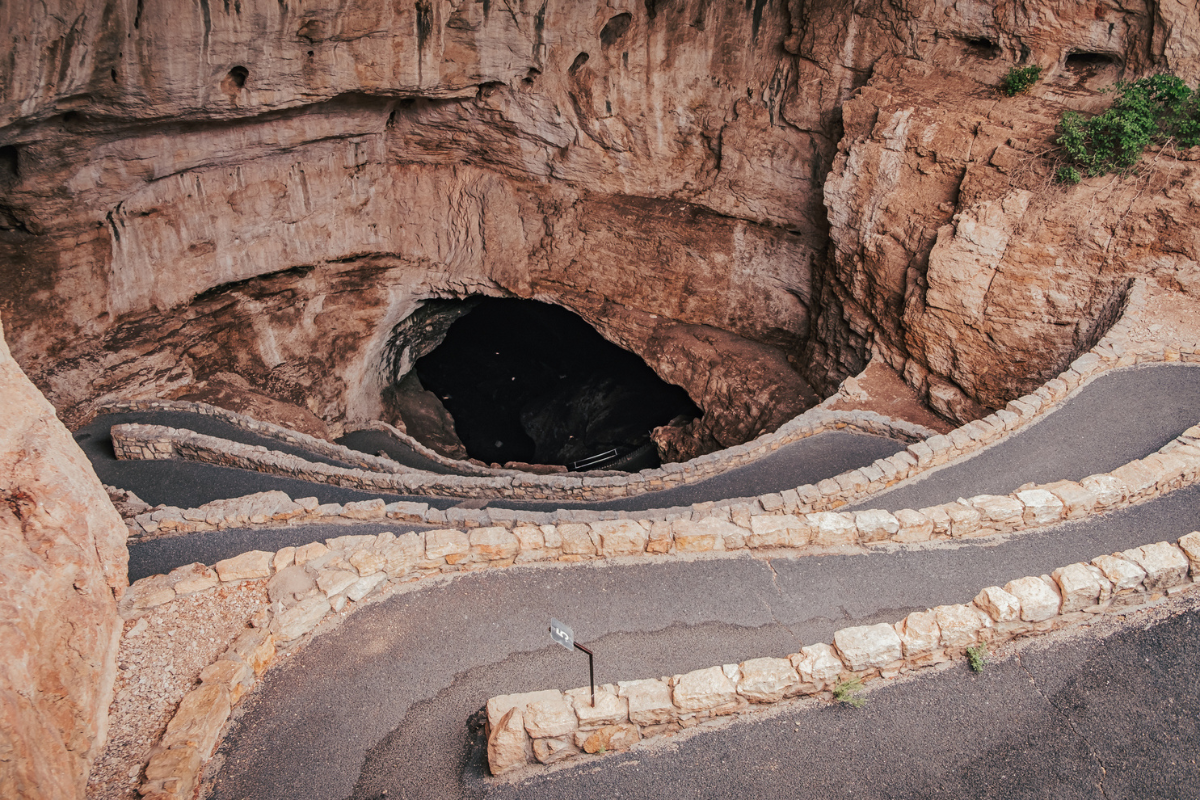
[549,618,595,707]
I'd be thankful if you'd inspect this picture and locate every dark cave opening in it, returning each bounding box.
[409,298,700,470]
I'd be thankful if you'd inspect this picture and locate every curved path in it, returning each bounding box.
[336,428,462,475]
[209,485,1200,799]
[99,364,1200,797]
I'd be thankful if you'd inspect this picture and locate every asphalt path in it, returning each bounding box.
[336,428,459,475]
[856,364,1200,512]
[208,483,1200,800]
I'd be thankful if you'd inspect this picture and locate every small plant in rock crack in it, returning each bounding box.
[967,643,990,673]
[833,677,867,708]
[1001,65,1043,96]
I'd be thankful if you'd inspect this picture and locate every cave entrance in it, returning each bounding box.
[403,298,700,471]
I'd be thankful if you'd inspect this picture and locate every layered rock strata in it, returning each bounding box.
[0,318,128,799]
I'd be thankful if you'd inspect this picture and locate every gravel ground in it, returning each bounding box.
[86,582,269,800]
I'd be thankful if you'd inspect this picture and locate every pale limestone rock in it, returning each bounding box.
[672,666,737,712]
[523,693,577,739]
[974,586,1021,622]
[341,499,386,520]
[1044,480,1097,520]
[968,495,1024,527]
[591,520,648,556]
[142,746,203,799]
[348,549,385,576]
[267,565,316,606]
[198,659,254,705]
[381,533,424,575]
[1004,577,1061,621]
[487,707,529,776]
[618,679,676,725]
[933,604,985,648]
[1091,554,1147,592]
[532,737,577,765]
[583,724,641,754]
[1015,489,1065,527]
[168,562,219,595]
[894,610,940,657]
[425,529,469,561]
[1120,543,1190,590]
[567,687,628,728]
[894,509,934,542]
[541,525,563,550]
[469,527,519,561]
[226,628,275,676]
[1080,475,1127,509]
[316,569,359,598]
[314,503,344,517]
[512,526,546,554]
[325,534,377,552]
[160,684,231,755]
[558,524,598,556]
[646,520,674,554]
[1052,563,1111,612]
[486,690,564,731]
[736,657,801,703]
[296,497,319,512]
[293,542,329,567]
[747,514,810,548]
[124,577,176,612]
[854,510,900,543]
[345,573,387,602]
[834,623,903,670]
[807,512,857,547]
[214,550,273,582]
[271,595,331,642]
[674,517,741,552]
[1178,532,1200,575]
[272,546,296,573]
[943,502,982,537]
[1111,461,1159,498]
[790,643,844,686]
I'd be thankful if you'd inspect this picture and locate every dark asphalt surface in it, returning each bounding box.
[336,429,459,475]
[209,483,1200,800]
[857,364,1200,512]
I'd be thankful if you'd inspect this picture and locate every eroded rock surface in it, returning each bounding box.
[0,318,128,798]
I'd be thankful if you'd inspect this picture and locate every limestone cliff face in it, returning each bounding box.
[1,0,1198,446]
[0,317,128,799]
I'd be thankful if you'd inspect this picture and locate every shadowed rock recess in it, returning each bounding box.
[2,0,1200,794]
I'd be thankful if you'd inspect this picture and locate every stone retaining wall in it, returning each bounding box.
[483,532,1200,775]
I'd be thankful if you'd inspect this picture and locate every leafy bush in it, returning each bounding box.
[833,677,866,708]
[966,643,990,672]
[1001,65,1043,96]
[1057,74,1200,177]
[1055,165,1082,185]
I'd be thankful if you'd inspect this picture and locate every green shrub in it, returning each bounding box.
[1057,74,1200,177]
[1055,165,1082,184]
[966,643,990,672]
[1001,65,1043,96]
[833,677,866,708]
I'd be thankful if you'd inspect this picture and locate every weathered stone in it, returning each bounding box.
[1080,475,1127,509]
[271,595,331,641]
[340,499,387,519]
[807,512,857,547]
[226,627,275,675]
[854,509,900,542]
[747,514,810,548]
[582,724,641,754]
[469,527,520,561]
[894,509,934,542]
[943,502,982,537]
[673,518,737,552]
[933,604,985,648]
[198,659,255,705]
[316,569,359,598]
[512,526,547,555]
[272,547,296,573]
[1120,543,1191,590]
[967,495,1023,528]
[293,541,329,567]
[169,563,219,595]
[736,657,801,703]
[523,693,577,739]
[834,623,903,670]
[1178,532,1200,575]
[267,565,316,606]
[213,550,273,582]
[124,576,177,612]
[558,524,598,556]
[894,610,940,657]
[381,533,424,575]
[567,686,628,728]
[618,679,676,726]
[1091,554,1147,592]
[672,666,738,712]
[1015,489,1065,527]
[142,745,203,798]
[591,520,649,556]
[790,643,844,686]
[486,690,564,731]
[160,684,231,755]
[347,548,385,576]
[1052,563,1110,612]
[425,529,469,562]
[344,573,387,602]
[487,707,529,776]
[532,736,578,765]
[973,586,1021,622]
[1043,480,1097,520]
[325,534,377,553]
[1003,577,1061,621]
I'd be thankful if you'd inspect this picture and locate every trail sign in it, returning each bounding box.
[549,618,574,651]
[549,617,595,706]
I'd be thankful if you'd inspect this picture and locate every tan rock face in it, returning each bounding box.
[0,319,127,799]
